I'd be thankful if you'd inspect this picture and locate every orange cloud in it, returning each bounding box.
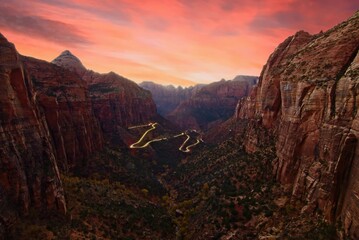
[1,0,357,86]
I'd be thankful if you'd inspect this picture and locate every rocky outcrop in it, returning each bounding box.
[87,72,157,143]
[22,56,104,171]
[139,81,203,116]
[0,33,66,227]
[51,50,86,76]
[52,51,158,144]
[236,12,359,238]
[168,76,257,130]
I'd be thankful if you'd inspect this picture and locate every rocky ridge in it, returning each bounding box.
[51,50,86,76]
[167,76,257,130]
[52,52,157,144]
[235,11,359,238]
[139,81,204,116]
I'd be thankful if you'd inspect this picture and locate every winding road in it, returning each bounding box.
[128,122,202,152]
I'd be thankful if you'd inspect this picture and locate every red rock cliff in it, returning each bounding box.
[52,52,157,143]
[236,12,359,237]
[22,56,104,171]
[0,34,66,224]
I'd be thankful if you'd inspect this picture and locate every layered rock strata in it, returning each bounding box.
[236,12,359,238]
[52,51,157,143]
[0,34,66,226]
[22,57,104,171]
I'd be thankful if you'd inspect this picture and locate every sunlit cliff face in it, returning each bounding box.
[0,0,357,86]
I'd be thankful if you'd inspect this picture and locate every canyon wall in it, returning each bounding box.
[0,34,66,229]
[139,81,203,116]
[52,51,158,144]
[168,76,257,130]
[236,12,359,237]
[22,57,104,171]
[0,34,159,234]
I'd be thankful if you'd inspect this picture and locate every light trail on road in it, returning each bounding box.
[128,122,202,152]
[129,123,158,148]
[178,134,191,152]
[182,138,202,153]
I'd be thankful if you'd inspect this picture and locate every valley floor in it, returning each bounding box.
[10,130,341,240]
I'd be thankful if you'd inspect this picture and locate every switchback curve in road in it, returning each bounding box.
[128,123,202,152]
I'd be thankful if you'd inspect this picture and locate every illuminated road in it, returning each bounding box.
[128,123,202,152]
[129,122,158,148]
[180,137,203,153]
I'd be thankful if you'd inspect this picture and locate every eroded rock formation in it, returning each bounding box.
[0,34,66,228]
[52,52,157,144]
[0,34,159,234]
[22,56,104,171]
[236,12,359,238]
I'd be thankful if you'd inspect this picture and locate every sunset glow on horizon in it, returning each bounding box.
[1,0,358,86]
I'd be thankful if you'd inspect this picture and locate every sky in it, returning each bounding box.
[0,0,358,86]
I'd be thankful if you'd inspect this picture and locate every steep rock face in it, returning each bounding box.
[52,52,157,143]
[236,12,359,237]
[87,72,157,143]
[168,76,257,130]
[22,57,104,171]
[0,34,66,226]
[139,81,203,116]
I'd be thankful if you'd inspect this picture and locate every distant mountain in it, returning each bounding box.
[139,81,204,116]
[166,76,257,130]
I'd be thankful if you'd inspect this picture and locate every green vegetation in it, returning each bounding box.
[162,137,278,239]
[79,146,167,196]
[11,125,341,239]
[303,220,337,240]
[89,83,120,93]
[12,176,175,239]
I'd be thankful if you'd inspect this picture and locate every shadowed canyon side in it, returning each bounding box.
[0,34,160,237]
[161,76,257,130]
[52,51,157,144]
[139,81,204,116]
[0,33,66,227]
[235,11,359,237]
[21,56,104,171]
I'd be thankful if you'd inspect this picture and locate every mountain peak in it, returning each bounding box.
[61,49,75,56]
[52,50,86,75]
[0,32,8,43]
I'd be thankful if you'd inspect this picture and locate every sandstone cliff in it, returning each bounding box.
[168,76,257,130]
[139,81,203,116]
[52,52,157,144]
[0,33,66,229]
[22,56,104,171]
[236,12,359,238]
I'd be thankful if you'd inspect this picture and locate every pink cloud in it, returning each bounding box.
[1,0,358,86]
